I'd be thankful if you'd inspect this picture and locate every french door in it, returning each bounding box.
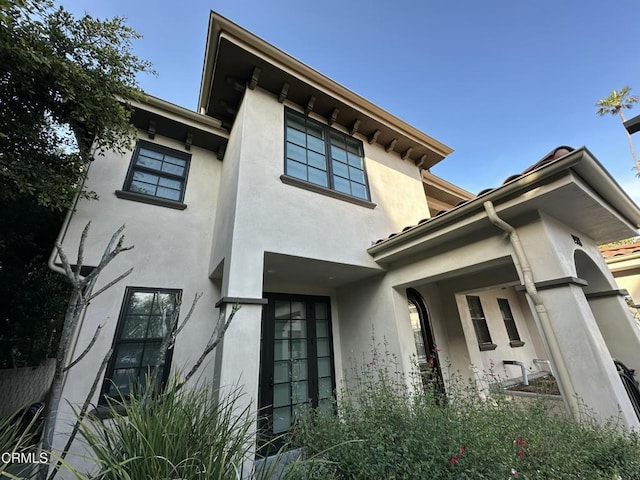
[258,294,335,450]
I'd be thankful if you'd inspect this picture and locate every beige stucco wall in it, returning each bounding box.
[212,86,435,402]
[52,132,224,470]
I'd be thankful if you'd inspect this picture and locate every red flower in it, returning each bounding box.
[511,468,518,477]
[516,438,527,447]
[517,450,526,458]
[450,456,458,465]
[489,360,496,367]
[435,345,441,352]
[428,357,434,366]
[368,361,375,367]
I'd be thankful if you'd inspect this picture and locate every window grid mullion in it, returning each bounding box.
[133,164,185,182]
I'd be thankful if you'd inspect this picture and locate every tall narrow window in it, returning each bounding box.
[497,298,525,347]
[102,288,181,400]
[259,294,335,452]
[285,110,370,201]
[466,295,496,351]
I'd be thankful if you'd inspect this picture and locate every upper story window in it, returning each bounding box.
[497,298,525,347]
[466,295,497,351]
[116,141,191,210]
[284,110,371,202]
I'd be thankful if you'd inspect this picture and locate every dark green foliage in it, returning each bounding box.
[292,349,640,479]
[1,0,153,210]
[0,0,153,366]
[0,197,69,368]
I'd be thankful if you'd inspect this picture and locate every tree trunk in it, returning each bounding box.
[40,290,83,479]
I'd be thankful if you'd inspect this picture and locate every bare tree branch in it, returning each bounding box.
[74,221,91,283]
[173,292,203,343]
[87,267,134,302]
[64,323,104,373]
[54,242,79,288]
[175,304,240,391]
[42,224,134,480]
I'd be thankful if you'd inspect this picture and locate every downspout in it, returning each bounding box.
[483,200,580,419]
[47,157,92,277]
[47,159,92,368]
[503,360,529,386]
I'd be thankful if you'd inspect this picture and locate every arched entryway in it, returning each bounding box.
[574,250,640,374]
[407,288,443,393]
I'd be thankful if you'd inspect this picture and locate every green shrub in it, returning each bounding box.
[291,347,640,479]
[77,381,256,480]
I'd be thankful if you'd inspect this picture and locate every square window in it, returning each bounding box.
[122,141,191,205]
[102,288,181,401]
[284,109,370,201]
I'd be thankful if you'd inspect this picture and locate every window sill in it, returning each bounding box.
[91,401,128,420]
[280,175,376,209]
[115,190,187,210]
[479,343,498,351]
[509,340,526,348]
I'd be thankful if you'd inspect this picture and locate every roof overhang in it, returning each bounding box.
[624,114,640,135]
[129,95,229,157]
[197,12,452,169]
[368,147,640,264]
[422,170,475,213]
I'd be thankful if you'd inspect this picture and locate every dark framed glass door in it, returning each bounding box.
[258,293,335,451]
[407,288,443,395]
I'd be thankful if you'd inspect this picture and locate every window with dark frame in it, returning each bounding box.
[101,288,181,401]
[258,294,335,454]
[284,110,370,201]
[465,295,496,351]
[497,298,525,347]
[123,141,191,203]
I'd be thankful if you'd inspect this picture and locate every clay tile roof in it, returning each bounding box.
[371,146,575,246]
[599,243,640,258]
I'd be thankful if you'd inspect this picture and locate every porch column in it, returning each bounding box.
[533,284,639,428]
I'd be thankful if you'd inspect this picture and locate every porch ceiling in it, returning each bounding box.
[263,252,383,290]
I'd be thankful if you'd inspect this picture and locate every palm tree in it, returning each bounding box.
[596,86,640,174]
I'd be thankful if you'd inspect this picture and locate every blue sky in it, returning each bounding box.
[62,0,640,201]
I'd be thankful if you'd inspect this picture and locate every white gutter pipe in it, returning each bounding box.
[503,360,529,386]
[483,200,580,419]
[533,358,555,377]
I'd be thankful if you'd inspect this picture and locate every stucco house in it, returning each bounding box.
[50,11,640,470]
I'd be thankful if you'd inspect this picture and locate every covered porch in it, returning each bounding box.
[369,147,640,428]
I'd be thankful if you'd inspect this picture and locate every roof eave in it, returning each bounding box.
[197,11,453,166]
[368,147,640,258]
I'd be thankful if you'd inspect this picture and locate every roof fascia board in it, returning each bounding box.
[369,148,640,261]
[422,171,475,200]
[132,96,229,139]
[201,12,452,159]
[606,252,640,268]
[198,12,221,113]
[369,149,587,256]
[370,176,575,264]
[572,147,640,226]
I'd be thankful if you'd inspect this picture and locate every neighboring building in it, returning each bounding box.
[51,11,640,472]
[601,243,640,307]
